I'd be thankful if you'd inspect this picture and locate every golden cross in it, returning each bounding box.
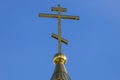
[39,4,80,54]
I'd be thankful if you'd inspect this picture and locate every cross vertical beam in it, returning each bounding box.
[58,4,62,54]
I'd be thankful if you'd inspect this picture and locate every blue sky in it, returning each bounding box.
[0,0,120,80]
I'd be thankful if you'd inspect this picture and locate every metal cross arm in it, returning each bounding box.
[51,7,67,12]
[51,33,68,45]
[39,13,80,20]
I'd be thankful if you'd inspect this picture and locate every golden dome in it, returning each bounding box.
[53,53,67,64]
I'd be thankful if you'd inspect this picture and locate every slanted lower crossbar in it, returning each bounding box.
[51,33,68,45]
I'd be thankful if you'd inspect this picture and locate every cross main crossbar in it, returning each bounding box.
[39,13,80,20]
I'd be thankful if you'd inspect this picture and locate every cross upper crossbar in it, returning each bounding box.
[51,7,67,12]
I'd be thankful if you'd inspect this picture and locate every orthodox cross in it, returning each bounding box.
[39,4,80,54]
